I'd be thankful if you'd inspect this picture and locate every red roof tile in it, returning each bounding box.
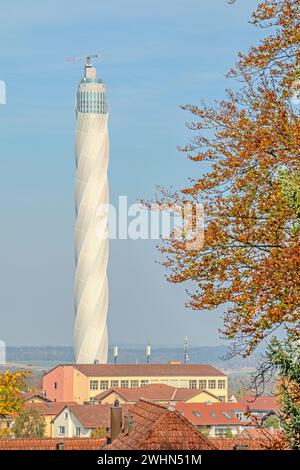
[96,384,219,403]
[210,438,265,450]
[175,402,247,426]
[108,399,216,450]
[24,401,77,416]
[0,438,105,450]
[239,395,280,412]
[239,427,272,439]
[214,429,291,450]
[55,404,131,429]
[75,363,225,377]
[66,404,110,429]
[22,391,52,402]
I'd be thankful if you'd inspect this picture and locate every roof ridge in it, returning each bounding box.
[137,398,170,410]
[133,402,216,450]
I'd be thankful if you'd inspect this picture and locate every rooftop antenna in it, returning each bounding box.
[113,346,118,365]
[66,53,101,66]
[146,340,151,364]
[184,336,189,364]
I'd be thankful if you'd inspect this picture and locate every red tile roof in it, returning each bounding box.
[22,391,52,402]
[239,427,274,439]
[74,363,225,377]
[96,384,219,403]
[175,402,247,426]
[239,395,280,412]
[108,399,216,450]
[0,438,106,450]
[65,404,111,429]
[238,428,290,450]
[55,404,131,429]
[210,438,265,450]
[24,401,77,416]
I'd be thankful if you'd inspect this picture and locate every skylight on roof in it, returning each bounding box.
[222,412,232,420]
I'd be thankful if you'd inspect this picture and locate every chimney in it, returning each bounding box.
[110,399,122,442]
[56,441,64,450]
[124,415,135,436]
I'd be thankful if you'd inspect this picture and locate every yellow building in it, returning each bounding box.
[23,401,77,437]
[43,363,228,404]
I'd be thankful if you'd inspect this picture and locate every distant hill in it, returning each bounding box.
[6,345,258,371]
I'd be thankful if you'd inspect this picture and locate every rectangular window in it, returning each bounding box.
[58,426,65,436]
[215,427,227,437]
[54,382,57,389]
[199,380,207,390]
[110,380,119,388]
[64,412,68,419]
[189,380,197,389]
[130,380,139,388]
[140,380,149,387]
[121,380,129,388]
[99,380,109,390]
[75,427,81,437]
[235,411,244,420]
[208,380,216,389]
[89,380,99,391]
[218,380,226,390]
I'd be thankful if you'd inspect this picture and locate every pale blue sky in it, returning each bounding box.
[0,0,262,347]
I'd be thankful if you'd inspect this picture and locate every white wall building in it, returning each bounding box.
[73,58,109,364]
[53,404,111,438]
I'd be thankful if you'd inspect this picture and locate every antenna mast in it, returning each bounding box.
[184,336,189,364]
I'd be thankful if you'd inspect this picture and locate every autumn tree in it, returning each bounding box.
[262,414,280,429]
[91,426,107,438]
[154,0,300,355]
[0,370,29,418]
[14,407,46,438]
[251,329,300,449]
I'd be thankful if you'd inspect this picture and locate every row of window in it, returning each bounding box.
[189,379,226,390]
[77,91,108,114]
[89,378,226,391]
[89,379,148,390]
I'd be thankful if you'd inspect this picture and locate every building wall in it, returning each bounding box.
[43,366,228,404]
[199,424,244,438]
[44,415,55,437]
[73,368,89,403]
[52,408,91,438]
[99,393,128,405]
[210,425,244,438]
[42,365,74,402]
[86,375,228,403]
[185,391,220,404]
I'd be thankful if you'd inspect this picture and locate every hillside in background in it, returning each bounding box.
[5,345,258,371]
[2,345,276,396]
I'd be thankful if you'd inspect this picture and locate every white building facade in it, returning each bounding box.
[73,61,109,364]
[53,407,91,438]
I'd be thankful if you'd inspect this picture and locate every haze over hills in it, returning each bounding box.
[5,345,258,371]
[4,345,276,397]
